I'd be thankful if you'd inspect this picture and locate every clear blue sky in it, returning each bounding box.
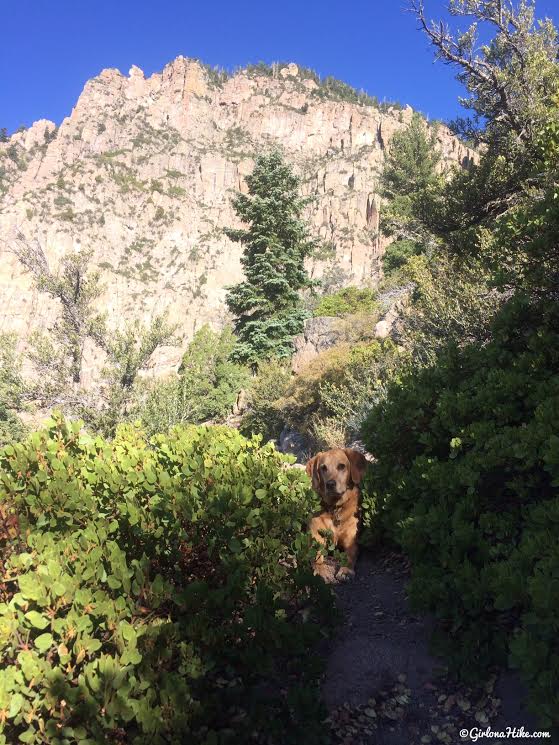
[1,0,557,134]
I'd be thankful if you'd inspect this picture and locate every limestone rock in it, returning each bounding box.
[374,286,412,340]
[291,316,346,373]
[232,388,249,416]
[280,63,299,78]
[374,319,391,339]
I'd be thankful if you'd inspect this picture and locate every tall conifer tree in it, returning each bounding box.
[225,151,315,364]
[380,113,443,273]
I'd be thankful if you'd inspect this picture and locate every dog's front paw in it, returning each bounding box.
[336,566,355,582]
[313,559,338,584]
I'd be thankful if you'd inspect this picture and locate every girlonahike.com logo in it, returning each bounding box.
[460,726,551,741]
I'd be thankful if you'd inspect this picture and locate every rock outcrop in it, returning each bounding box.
[0,58,475,382]
[291,316,348,373]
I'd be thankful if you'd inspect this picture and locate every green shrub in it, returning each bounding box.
[53,195,72,208]
[312,286,378,317]
[135,326,249,436]
[507,497,559,728]
[0,415,335,744]
[398,253,498,365]
[361,297,559,727]
[167,185,186,198]
[313,341,404,447]
[381,239,422,274]
[240,358,292,441]
[244,62,275,78]
[85,316,177,438]
[311,76,385,107]
[0,334,27,446]
[277,340,401,449]
[276,346,353,437]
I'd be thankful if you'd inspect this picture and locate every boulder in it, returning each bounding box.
[277,426,311,464]
[291,317,344,373]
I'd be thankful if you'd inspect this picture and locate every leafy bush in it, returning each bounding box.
[240,358,292,442]
[244,61,276,78]
[483,118,559,300]
[0,415,335,744]
[0,334,27,446]
[277,340,401,449]
[240,339,402,450]
[361,297,559,727]
[135,326,249,437]
[381,239,423,275]
[86,316,177,437]
[312,341,404,447]
[397,253,498,365]
[312,287,378,317]
[276,346,353,437]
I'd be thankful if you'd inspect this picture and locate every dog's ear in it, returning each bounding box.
[344,449,368,485]
[306,454,322,492]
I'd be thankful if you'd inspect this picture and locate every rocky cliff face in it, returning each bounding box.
[0,58,475,380]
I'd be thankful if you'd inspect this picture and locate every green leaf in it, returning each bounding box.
[34,633,54,652]
[121,649,142,665]
[120,622,136,643]
[8,692,24,718]
[51,580,67,597]
[24,611,49,630]
[18,574,43,602]
[107,575,121,589]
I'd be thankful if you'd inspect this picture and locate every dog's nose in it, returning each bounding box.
[326,479,336,490]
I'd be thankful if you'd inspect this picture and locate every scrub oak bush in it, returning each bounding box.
[241,340,404,450]
[277,340,403,449]
[361,298,559,728]
[134,326,249,436]
[312,287,379,318]
[239,358,292,442]
[0,415,335,744]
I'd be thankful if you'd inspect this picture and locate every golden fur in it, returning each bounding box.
[306,448,368,581]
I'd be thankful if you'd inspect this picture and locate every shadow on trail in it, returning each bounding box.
[322,552,540,745]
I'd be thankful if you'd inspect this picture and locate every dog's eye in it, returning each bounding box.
[337,463,346,471]
[320,464,328,471]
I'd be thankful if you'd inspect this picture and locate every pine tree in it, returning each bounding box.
[380,113,443,273]
[225,151,315,364]
[409,0,559,242]
[411,0,559,149]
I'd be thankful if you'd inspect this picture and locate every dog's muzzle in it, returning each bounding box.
[324,480,343,500]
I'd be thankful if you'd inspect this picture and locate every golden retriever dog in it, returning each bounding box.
[306,448,368,581]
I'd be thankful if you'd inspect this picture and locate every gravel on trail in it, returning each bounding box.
[321,552,541,745]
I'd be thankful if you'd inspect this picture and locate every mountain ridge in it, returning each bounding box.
[0,56,475,383]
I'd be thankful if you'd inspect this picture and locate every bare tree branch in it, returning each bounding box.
[408,0,545,141]
[8,229,50,279]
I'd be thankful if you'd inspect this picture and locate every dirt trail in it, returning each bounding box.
[322,552,540,745]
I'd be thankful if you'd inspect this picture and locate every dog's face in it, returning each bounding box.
[306,448,368,505]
